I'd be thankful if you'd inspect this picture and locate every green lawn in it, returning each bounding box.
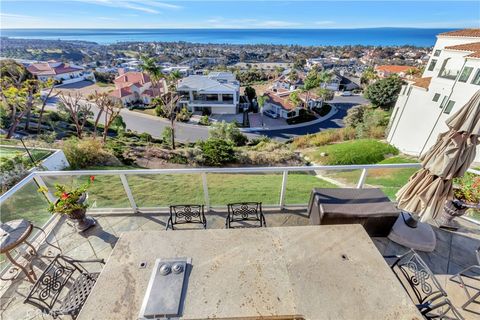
[322,156,419,200]
[0,146,52,165]
[305,139,399,165]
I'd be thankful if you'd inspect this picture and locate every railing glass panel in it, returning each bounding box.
[42,175,130,209]
[285,171,340,205]
[127,174,204,207]
[206,173,282,206]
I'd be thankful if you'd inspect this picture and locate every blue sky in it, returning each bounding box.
[1,1,479,29]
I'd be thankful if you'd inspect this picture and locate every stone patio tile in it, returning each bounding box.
[372,237,389,255]
[432,227,453,259]
[383,238,410,257]
[450,234,480,268]
[109,215,150,234]
[418,250,450,274]
[63,240,96,261]
[84,226,119,253]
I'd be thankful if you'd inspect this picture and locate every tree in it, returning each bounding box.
[244,86,256,102]
[317,87,333,108]
[360,66,378,87]
[139,56,163,85]
[36,79,57,134]
[257,95,267,128]
[88,91,123,142]
[289,91,301,107]
[157,92,179,149]
[288,69,299,82]
[0,60,39,138]
[58,92,93,139]
[364,75,404,109]
[112,115,126,133]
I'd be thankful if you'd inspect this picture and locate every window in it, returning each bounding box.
[444,100,455,114]
[440,96,447,108]
[458,67,473,82]
[438,58,461,80]
[428,59,437,71]
[472,69,480,85]
[434,50,441,57]
[432,93,441,102]
[407,86,412,96]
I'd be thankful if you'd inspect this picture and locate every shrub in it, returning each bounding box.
[197,138,236,166]
[210,121,248,146]
[61,137,120,169]
[139,132,152,142]
[343,105,366,128]
[199,115,211,126]
[317,139,399,165]
[291,127,356,149]
[315,103,332,117]
[161,127,173,148]
[176,107,192,122]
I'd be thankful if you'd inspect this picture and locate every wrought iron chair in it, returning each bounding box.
[449,246,480,314]
[385,249,464,320]
[226,202,266,228]
[24,254,105,319]
[166,205,207,230]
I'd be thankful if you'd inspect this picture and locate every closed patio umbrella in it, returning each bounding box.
[396,90,480,221]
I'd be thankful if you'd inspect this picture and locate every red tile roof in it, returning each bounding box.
[438,29,480,38]
[412,77,432,89]
[27,62,83,76]
[265,91,297,110]
[114,72,151,87]
[375,65,417,73]
[445,42,480,52]
[110,87,134,98]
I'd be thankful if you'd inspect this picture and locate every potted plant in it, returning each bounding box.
[438,173,480,229]
[38,176,96,232]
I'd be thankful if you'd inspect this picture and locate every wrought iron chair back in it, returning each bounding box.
[422,298,464,320]
[24,255,103,319]
[226,202,266,228]
[167,205,206,230]
[387,250,452,317]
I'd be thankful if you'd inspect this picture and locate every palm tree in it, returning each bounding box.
[361,67,378,87]
[140,56,163,88]
[256,95,267,128]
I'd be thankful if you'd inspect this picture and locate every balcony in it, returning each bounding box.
[1,164,479,319]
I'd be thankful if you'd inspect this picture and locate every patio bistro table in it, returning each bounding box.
[78,225,422,320]
[0,219,37,283]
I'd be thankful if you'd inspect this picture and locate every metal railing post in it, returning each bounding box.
[202,173,210,211]
[119,174,138,213]
[357,168,368,189]
[279,170,288,209]
[34,175,56,203]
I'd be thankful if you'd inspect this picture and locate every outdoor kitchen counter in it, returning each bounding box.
[78,225,422,320]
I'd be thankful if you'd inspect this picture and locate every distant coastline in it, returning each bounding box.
[0,28,453,46]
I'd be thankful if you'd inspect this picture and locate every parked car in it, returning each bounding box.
[341,91,353,96]
[263,109,279,119]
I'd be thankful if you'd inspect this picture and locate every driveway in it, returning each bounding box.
[45,94,367,143]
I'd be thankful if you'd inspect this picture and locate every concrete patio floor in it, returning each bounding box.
[1,210,479,319]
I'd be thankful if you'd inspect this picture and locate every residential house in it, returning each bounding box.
[375,65,419,79]
[176,72,240,114]
[27,61,95,84]
[109,70,167,106]
[263,90,300,119]
[387,28,480,162]
[161,65,192,76]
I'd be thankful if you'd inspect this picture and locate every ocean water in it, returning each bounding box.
[1,28,452,46]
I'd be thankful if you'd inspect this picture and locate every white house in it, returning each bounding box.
[387,29,480,162]
[27,61,95,85]
[176,72,240,114]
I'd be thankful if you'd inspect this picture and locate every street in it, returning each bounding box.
[46,94,367,142]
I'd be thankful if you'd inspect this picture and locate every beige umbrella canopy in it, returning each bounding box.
[397,90,480,221]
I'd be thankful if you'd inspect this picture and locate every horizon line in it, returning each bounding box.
[1,26,461,30]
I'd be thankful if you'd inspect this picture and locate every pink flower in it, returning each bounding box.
[61,192,69,200]
[90,176,95,183]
